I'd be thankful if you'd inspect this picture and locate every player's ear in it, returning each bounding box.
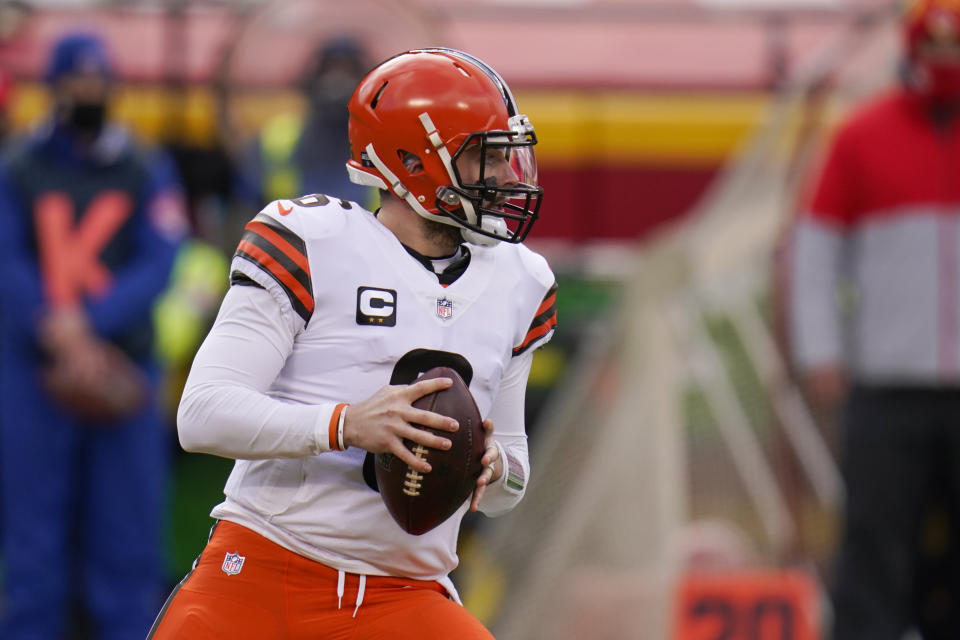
[398,150,423,174]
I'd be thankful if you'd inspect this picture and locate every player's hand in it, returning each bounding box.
[342,378,460,473]
[39,307,92,353]
[39,308,112,383]
[470,419,499,512]
[53,336,112,382]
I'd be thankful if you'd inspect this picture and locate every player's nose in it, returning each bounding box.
[496,159,519,186]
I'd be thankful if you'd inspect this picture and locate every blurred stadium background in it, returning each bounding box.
[0,0,905,638]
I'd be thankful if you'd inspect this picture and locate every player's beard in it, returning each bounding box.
[421,217,462,255]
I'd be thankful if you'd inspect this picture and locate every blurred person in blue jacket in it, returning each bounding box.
[0,32,187,639]
[237,36,375,209]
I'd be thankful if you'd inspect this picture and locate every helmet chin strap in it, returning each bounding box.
[418,112,493,242]
[361,141,440,218]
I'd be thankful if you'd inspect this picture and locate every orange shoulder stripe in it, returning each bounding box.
[244,220,311,277]
[236,240,315,314]
[535,290,556,317]
[513,313,557,355]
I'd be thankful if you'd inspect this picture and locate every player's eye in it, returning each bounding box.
[485,149,508,165]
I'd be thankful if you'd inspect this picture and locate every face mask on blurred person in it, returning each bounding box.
[54,72,111,138]
[65,100,107,136]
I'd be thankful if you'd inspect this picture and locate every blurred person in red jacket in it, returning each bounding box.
[788,1,960,638]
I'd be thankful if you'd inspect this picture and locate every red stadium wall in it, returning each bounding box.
[516,90,770,240]
[536,164,720,240]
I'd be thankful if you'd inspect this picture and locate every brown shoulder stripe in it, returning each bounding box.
[513,281,558,356]
[234,216,313,322]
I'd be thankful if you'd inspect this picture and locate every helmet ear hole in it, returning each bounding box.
[398,150,424,175]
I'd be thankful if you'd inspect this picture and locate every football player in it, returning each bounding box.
[149,48,557,639]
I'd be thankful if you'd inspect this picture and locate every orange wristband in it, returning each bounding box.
[328,403,349,451]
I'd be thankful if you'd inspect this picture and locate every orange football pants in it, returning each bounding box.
[148,520,494,639]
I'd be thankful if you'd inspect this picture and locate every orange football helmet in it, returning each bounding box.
[346,48,541,245]
[903,0,960,100]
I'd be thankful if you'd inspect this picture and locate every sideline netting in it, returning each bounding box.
[476,6,899,639]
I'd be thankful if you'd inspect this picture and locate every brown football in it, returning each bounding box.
[375,366,485,535]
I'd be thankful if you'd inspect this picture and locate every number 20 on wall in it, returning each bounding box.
[673,571,820,640]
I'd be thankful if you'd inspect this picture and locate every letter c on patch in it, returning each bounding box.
[356,287,397,326]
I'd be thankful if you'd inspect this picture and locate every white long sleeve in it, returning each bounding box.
[177,285,337,459]
[477,349,533,516]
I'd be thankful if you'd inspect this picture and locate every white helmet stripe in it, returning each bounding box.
[418,112,456,184]
[364,143,408,199]
[418,112,479,227]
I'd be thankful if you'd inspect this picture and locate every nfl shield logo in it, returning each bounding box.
[436,298,453,319]
[221,551,245,576]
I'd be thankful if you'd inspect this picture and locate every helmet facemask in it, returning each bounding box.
[435,114,542,245]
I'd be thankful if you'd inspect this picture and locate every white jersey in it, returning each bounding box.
[177,195,556,587]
